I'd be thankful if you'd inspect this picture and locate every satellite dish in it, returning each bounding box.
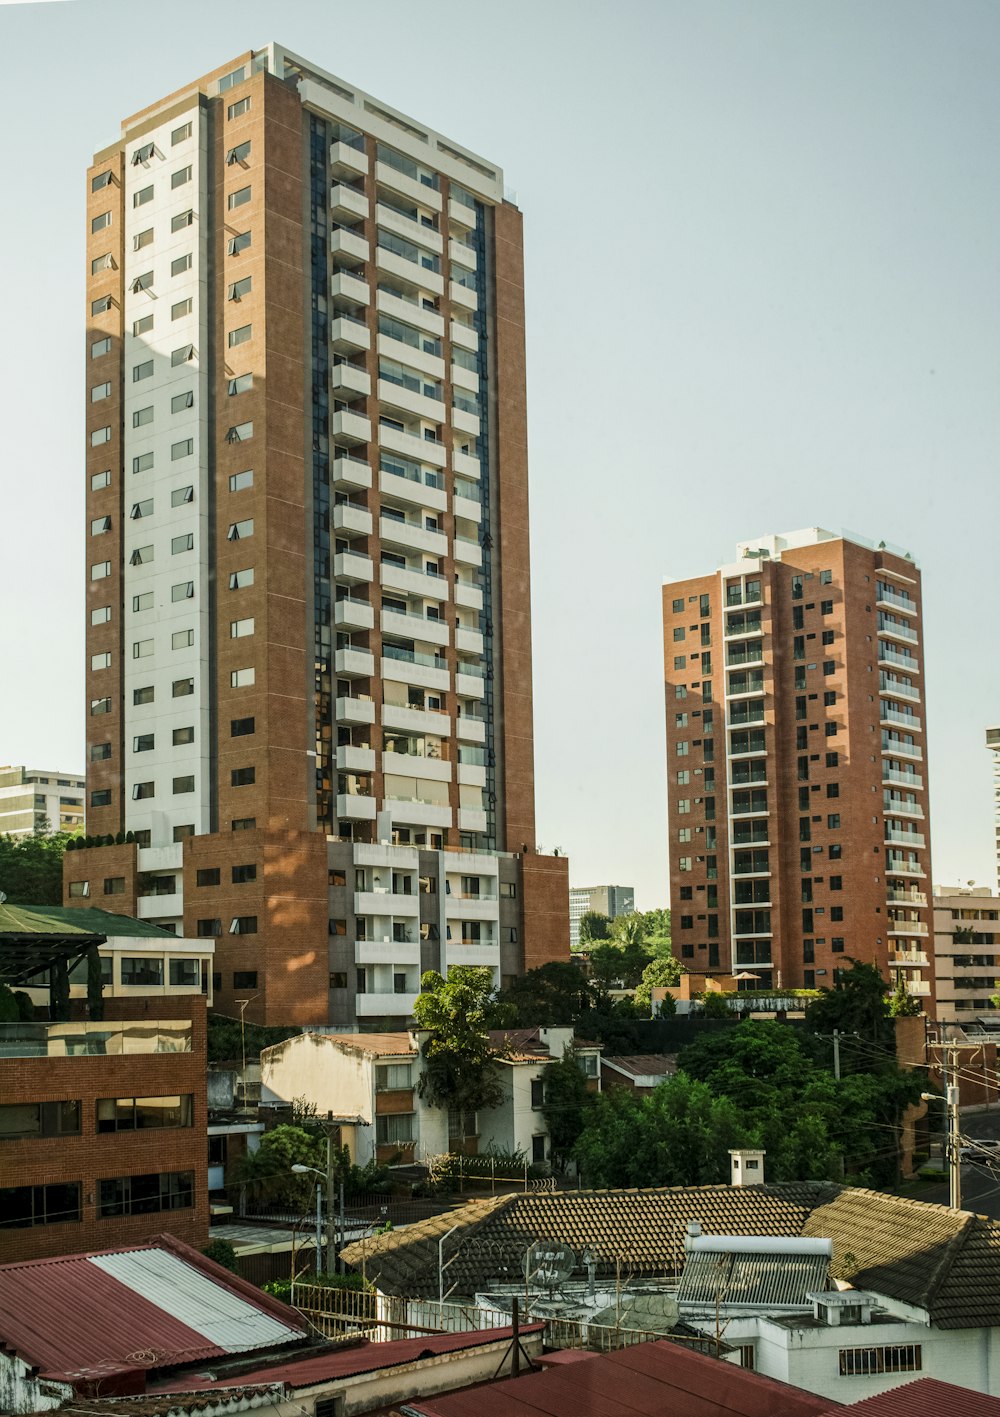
[523,1241,576,1288]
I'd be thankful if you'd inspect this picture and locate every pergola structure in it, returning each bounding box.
[0,903,107,1018]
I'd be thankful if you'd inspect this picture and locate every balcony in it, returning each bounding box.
[336,745,375,774]
[382,607,449,648]
[330,315,371,353]
[881,738,922,762]
[456,714,486,744]
[886,860,926,878]
[877,588,917,615]
[880,676,920,702]
[379,465,447,514]
[376,245,444,298]
[336,792,377,821]
[888,924,929,941]
[885,828,926,849]
[890,948,929,965]
[904,979,931,998]
[449,196,476,228]
[456,626,484,656]
[383,797,452,829]
[726,647,764,669]
[453,536,483,569]
[382,648,449,693]
[0,1020,192,1058]
[356,990,419,1017]
[374,159,442,212]
[458,761,486,788]
[331,183,368,222]
[455,582,483,612]
[335,646,375,678]
[136,893,183,919]
[449,280,477,312]
[454,491,482,524]
[883,767,923,790]
[446,892,499,920]
[382,703,452,738]
[456,671,485,700]
[330,140,368,177]
[379,422,447,470]
[332,455,372,492]
[383,750,451,783]
[379,515,448,559]
[452,406,480,437]
[331,270,370,308]
[331,363,371,399]
[881,708,922,732]
[376,287,445,339]
[329,225,369,268]
[375,202,443,255]
[380,561,449,602]
[378,377,446,425]
[332,409,371,445]
[877,647,919,673]
[452,449,481,479]
[883,797,924,819]
[887,887,927,906]
[137,843,183,872]
[354,888,420,918]
[334,549,374,585]
[878,617,918,645]
[336,695,375,726]
[333,503,373,537]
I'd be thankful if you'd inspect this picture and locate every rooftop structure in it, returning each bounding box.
[0,765,84,837]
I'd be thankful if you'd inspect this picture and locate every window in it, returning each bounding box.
[227,140,252,165]
[232,817,256,831]
[826,752,839,767]
[828,814,841,829]
[230,918,257,936]
[171,343,194,365]
[68,880,90,898]
[226,421,253,443]
[92,210,112,232]
[231,766,255,786]
[829,843,842,860]
[91,253,114,274]
[98,1171,194,1218]
[96,1095,192,1132]
[92,170,113,191]
[197,868,221,887]
[133,734,154,753]
[229,324,252,348]
[230,617,254,638]
[133,405,153,428]
[172,532,194,553]
[232,863,257,883]
[530,1078,544,1109]
[0,1101,81,1141]
[173,775,195,794]
[228,97,251,119]
[131,271,153,294]
[171,166,192,189]
[171,210,194,232]
[131,781,154,801]
[197,918,222,936]
[91,515,112,535]
[134,313,154,335]
[229,469,253,492]
[133,684,154,704]
[838,1345,923,1378]
[172,121,192,144]
[133,638,154,658]
[90,651,111,670]
[0,1182,81,1228]
[92,337,112,359]
[103,876,125,896]
[171,252,192,277]
[229,568,254,589]
[228,373,253,396]
[231,667,255,687]
[830,875,843,890]
[171,629,194,650]
[130,498,153,519]
[171,485,194,506]
[823,660,835,676]
[172,677,194,697]
[91,788,111,806]
[229,717,256,740]
[172,298,193,320]
[228,186,251,210]
[91,426,111,446]
[169,959,199,987]
[91,295,113,315]
[172,582,194,602]
[91,383,112,404]
[820,569,833,585]
[129,452,153,477]
[228,231,252,256]
[90,560,111,580]
[228,518,254,540]
[91,606,111,625]
[134,227,153,250]
[822,629,835,645]
[131,141,155,165]
[132,358,154,383]
[229,276,252,301]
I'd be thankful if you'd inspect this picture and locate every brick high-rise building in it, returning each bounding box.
[72,43,568,1026]
[661,528,933,1004]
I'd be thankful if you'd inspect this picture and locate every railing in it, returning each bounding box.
[878,647,917,670]
[380,454,444,489]
[0,1020,192,1059]
[455,659,484,678]
[877,588,916,614]
[383,644,448,670]
[877,616,918,643]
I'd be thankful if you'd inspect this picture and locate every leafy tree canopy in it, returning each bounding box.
[413,967,506,1113]
[500,960,592,1026]
[805,959,897,1056]
[542,1045,596,1169]
[634,956,682,1013]
[0,830,77,906]
[578,910,611,943]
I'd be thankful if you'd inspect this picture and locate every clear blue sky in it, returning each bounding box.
[1,0,998,907]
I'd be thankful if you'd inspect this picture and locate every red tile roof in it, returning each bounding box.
[831,1376,1000,1416]
[406,1340,834,1417]
[158,1326,544,1391]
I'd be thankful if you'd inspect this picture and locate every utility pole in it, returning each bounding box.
[833,1030,841,1082]
[946,1045,961,1211]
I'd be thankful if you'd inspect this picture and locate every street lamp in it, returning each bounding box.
[292,1156,343,1276]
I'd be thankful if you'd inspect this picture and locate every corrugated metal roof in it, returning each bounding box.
[158,1325,545,1392]
[829,1375,1000,1415]
[0,903,178,939]
[408,1339,832,1416]
[90,1251,302,1355]
[0,1243,306,1381]
[678,1249,830,1309]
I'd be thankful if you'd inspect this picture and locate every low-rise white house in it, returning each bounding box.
[261,1027,600,1169]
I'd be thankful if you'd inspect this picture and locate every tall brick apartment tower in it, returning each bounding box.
[661,528,932,1004]
[72,43,568,1026]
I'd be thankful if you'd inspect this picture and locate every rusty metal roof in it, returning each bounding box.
[828,1376,1000,1415]
[405,1339,833,1416]
[0,1236,306,1382]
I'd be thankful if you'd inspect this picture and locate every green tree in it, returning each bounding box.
[574,1073,751,1188]
[805,960,895,1052]
[413,967,505,1113]
[500,961,593,1026]
[0,831,77,905]
[542,1046,595,1170]
[236,1124,325,1210]
[203,1238,239,1272]
[578,910,611,943]
[610,912,648,947]
[700,990,733,1019]
[634,956,682,1014]
[888,974,921,1017]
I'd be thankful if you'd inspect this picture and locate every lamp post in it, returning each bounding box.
[292,1154,343,1275]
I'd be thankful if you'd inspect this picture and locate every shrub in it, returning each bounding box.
[203,1238,239,1273]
